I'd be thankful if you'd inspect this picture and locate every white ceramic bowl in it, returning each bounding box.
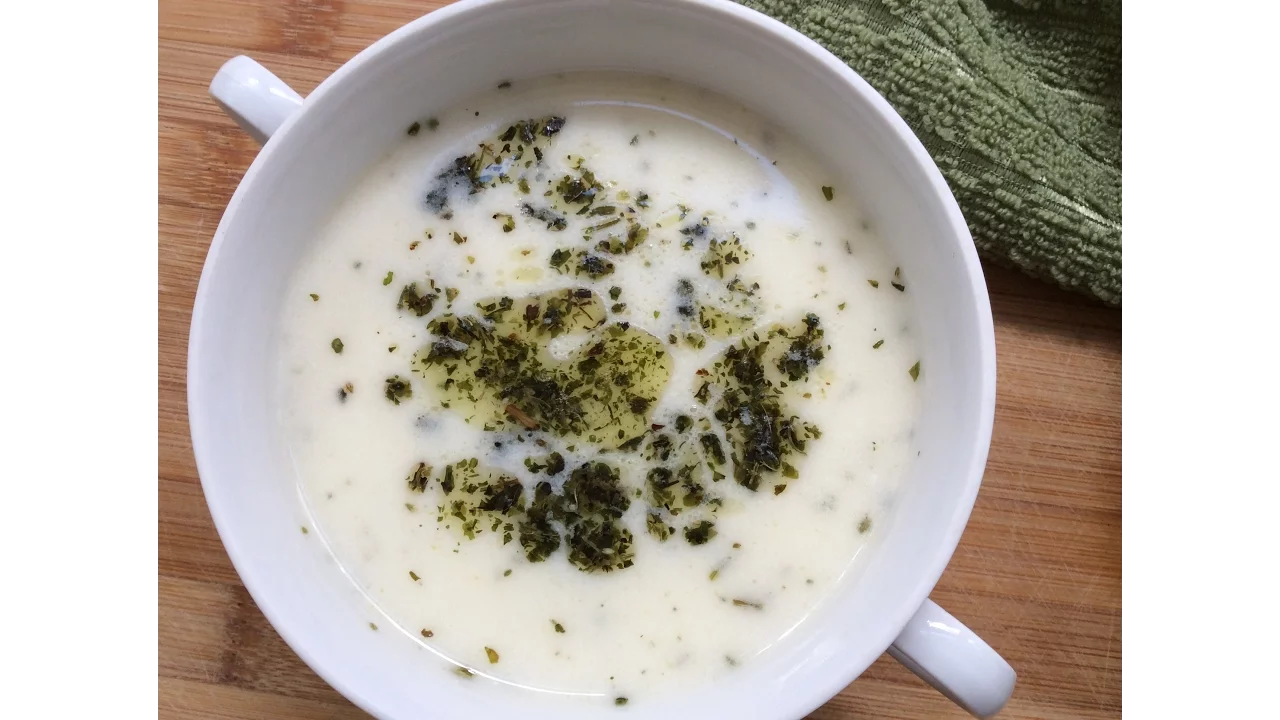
[191,0,1014,717]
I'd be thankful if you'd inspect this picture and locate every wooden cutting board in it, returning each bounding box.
[158,1,1121,717]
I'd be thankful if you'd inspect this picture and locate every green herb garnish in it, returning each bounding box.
[556,170,602,205]
[581,254,614,278]
[909,361,921,382]
[522,203,568,230]
[385,376,412,404]
[398,282,438,316]
[407,462,432,492]
[821,186,834,201]
[646,513,672,542]
[684,520,716,545]
[545,452,566,475]
[697,317,824,491]
[485,647,499,664]
[775,313,825,381]
[561,462,635,571]
[330,338,344,354]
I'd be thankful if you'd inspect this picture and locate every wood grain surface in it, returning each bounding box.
[158,1,1122,717]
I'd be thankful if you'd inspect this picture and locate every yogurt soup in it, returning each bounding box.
[277,72,922,705]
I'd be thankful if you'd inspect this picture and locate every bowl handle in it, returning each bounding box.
[208,56,304,145]
[889,599,1017,718]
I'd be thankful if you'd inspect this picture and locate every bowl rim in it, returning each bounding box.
[187,0,997,717]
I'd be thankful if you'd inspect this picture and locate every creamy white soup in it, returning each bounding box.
[277,72,922,705]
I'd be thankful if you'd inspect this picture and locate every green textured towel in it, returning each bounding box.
[740,0,1121,306]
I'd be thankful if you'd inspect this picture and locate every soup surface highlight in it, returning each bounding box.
[277,72,922,703]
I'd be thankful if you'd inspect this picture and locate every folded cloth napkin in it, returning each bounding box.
[740,0,1121,306]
